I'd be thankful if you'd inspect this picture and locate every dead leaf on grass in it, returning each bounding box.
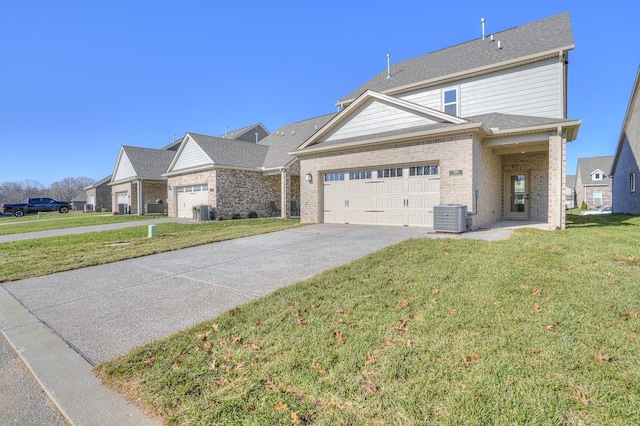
[291,411,300,425]
[215,379,227,387]
[275,402,288,410]
[365,353,377,366]
[576,389,589,405]
[363,381,377,394]
[312,364,326,375]
[447,308,457,314]
[264,380,277,390]
[533,305,542,313]
[595,349,610,362]
[242,342,261,350]
[171,363,180,371]
[532,289,541,297]
[334,330,346,344]
[432,288,440,295]
[623,312,638,319]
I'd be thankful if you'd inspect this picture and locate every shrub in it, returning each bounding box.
[232,213,242,220]
[580,200,587,210]
[248,211,258,218]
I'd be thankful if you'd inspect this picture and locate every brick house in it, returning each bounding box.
[611,66,640,214]
[294,12,580,230]
[575,156,614,210]
[164,115,334,219]
[84,175,112,212]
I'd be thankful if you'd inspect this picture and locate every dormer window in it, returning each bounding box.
[591,169,605,181]
[443,88,458,116]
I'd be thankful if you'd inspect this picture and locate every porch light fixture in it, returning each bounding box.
[305,173,312,183]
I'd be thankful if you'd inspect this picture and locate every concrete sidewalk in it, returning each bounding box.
[0,217,193,243]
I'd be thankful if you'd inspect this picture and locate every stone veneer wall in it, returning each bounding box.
[142,181,168,214]
[502,152,549,222]
[299,135,475,225]
[216,169,280,218]
[578,185,612,209]
[472,138,503,229]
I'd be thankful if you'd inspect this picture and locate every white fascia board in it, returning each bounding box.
[299,90,466,151]
[485,120,582,142]
[295,122,486,156]
[337,47,575,107]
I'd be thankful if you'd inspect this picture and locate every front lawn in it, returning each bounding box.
[0,212,153,235]
[0,219,302,282]
[98,214,640,425]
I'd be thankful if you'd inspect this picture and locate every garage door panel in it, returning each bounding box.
[323,167,440,227]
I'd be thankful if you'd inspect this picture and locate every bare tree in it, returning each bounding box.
[49,177,95,201]
[0,180,46,205]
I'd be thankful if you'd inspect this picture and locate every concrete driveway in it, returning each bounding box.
[0,224,426,424]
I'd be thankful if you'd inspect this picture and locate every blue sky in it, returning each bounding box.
[1,1,638,186]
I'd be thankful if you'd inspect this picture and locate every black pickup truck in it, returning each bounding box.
[1,197,73,217]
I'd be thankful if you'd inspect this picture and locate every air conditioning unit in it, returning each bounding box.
[433,204,467,233]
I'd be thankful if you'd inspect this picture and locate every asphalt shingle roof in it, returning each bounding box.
[340,12,574,104]
[576,156,614,185]
[122,146,176,179]
[187,133,269,169]
[259,114,336,168]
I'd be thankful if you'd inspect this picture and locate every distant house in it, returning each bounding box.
[575,156,614,209]
[611,66,640,214]
[566,174,576,209]
[164,115,334,219]
[109,146,176,215]
[84,175,112,212]
[294,12,580,230]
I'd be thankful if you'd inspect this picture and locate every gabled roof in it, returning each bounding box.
[295,92,581,155]
[218,123,269,141]
[259,114,336,169]
[187,133,269,169]
[84,174,112,190]
[611,66,640,175]
[566,174,576,189]
[160,135,186,151]
[111,146,176,184]
[339,12,574,106]
[576,156,614,186]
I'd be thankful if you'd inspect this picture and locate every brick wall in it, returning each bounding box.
[167,171,216,217]
[299,135,477,226]
[142,181,168,214]
[503,152,549,222]
[216,169,280,218]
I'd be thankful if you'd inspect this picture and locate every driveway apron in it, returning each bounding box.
[2,224,427,365]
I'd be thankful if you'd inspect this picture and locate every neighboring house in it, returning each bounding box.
[565,174,576,209]
[109,146,176,214]
[71,193,87,212]
[611,66,640,214]
[84,175,112,212]
[164,114,334,219]
[294,12,580,230]
[161,123,268,151]
[575,156,613,209]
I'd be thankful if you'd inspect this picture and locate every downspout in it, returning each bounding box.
[558,126,563,229]
[138,179,144,216]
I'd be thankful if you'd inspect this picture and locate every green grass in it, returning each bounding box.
[0,219,302,282]
[0,212,154,235]
[97,214,640,425]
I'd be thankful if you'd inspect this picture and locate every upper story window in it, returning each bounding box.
[591,169,605,181]
[324,172,344,182]
[443,88,458,116]
[349,170,372,180]
[631,173,636,193]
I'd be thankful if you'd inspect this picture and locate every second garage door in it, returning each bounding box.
[323,165,440,227]
[176,185,209,218]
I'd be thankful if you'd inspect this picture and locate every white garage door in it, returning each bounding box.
[176,185,209,218]
[323,165,440,227]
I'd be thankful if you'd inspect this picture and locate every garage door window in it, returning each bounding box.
[349,170,372,180]
[409,165,439,176]
[324,173,345,182]
[377,168,403,178]
[178,185,208,193]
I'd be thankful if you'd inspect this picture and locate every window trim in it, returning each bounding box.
[631,173,636,193]
[443,87,459,116]
[593,191,603,206]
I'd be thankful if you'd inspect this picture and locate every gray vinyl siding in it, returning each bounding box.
[173,137,211,171]
[400,59,563,119]
[324,99,441,142]
[113,153,136,181]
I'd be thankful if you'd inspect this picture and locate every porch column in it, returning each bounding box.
[280,169,288,219]
[548,130,566,230]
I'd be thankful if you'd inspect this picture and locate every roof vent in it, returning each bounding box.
[291,130,295,135]
[481,18,486,40]
[386,54,391,79]
[497,40,502,50]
